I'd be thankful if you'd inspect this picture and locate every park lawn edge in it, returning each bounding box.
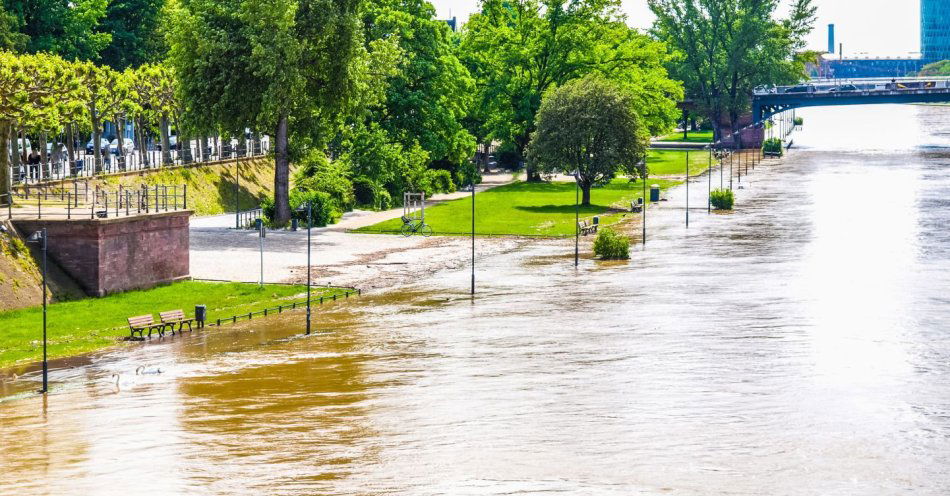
[0,280,352,371]
[354,178,685,237]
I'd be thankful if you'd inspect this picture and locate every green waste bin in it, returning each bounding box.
[650,184,660,202]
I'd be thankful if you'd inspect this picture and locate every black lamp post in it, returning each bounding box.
[296,202,312,335]
[574,170,580,267]
[27,228,48,394]
[471,173,475,295]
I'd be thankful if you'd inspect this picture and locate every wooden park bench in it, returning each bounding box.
[577,219,598,236]
[127,314,168,339]
[159,309,194,335]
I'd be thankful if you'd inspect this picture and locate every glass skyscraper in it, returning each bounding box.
[921,0,950,62]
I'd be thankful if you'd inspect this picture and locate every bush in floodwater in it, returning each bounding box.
[593,228,630,260]
[710,188,735,210]
[762,137,783,156]
[794,116,804,126]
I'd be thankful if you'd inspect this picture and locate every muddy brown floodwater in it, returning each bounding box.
[2,105,950,495]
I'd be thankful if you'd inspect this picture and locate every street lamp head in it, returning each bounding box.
[27,230,44,243]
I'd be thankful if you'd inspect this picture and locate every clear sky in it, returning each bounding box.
[432,0,921,57]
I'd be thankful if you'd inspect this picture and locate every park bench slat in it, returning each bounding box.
[160,309,194,335]
[127,314,167,339]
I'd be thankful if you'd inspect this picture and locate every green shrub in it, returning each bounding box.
[262,190,337,227]
[793,116,804,126]
[426,169,456,194]
[378,189,392,210]
[290,190,337,227]
[292,151,354,212]
[762,137,783,156]
[709,188,734,210]
[592,228,630,260]
[352,176,378,207]
[455,161,483,189]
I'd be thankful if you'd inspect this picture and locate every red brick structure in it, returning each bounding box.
[14,211,191,296]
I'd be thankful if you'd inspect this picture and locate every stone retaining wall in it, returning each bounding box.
[14,211,191,296]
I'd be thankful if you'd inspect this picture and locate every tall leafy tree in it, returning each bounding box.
[166,0,363,224]
[360,0,475,166]
[100,0,166,70]
[649,0,816,139]
[0,6,26,50]
[3,0,111,60]
[460,0,680,180]
[527,75,647,205]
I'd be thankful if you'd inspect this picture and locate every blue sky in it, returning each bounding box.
[431,0,921,57]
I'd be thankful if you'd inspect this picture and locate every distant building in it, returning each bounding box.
[921,0,950,63]
[828,24,835,54]
[443,16,457,33]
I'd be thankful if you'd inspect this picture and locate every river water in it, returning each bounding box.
[2,105,949,495]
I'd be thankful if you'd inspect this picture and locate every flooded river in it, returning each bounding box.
[2,105,949,495]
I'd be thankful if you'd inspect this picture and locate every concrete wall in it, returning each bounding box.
[14,211,191,296]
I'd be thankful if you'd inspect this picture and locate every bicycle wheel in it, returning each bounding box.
[400,223,413,237]
[419,224,434,237]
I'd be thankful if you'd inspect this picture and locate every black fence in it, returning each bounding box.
[7,183,189,220]
[9,138,270,187]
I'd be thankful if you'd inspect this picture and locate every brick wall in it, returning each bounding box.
[14,211,191,296]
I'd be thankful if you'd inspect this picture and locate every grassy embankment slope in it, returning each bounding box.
[0,281,348,370]
[22,157,279,217]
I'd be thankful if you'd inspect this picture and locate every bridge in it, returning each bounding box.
[752,77,950,121]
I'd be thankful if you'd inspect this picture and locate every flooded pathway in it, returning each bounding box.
[2,105,949,495]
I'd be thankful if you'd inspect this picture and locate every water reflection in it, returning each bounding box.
[2,105,950,494]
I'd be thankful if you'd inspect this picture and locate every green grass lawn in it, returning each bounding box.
[355,178,679,237]
[0,281,348,369]
[657,130,714,143]
[647,149,714,177]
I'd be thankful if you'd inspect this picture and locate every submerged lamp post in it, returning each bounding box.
[574,170,580,266]
[296,202,313,334]
[471,173,476,295]
[27,229,48,394]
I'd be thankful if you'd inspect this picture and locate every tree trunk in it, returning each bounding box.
[581,182,592,207]
[92,112,102,172]
[0,121,10,202]
[136,118,147,167]
[116,116,126,169]
[160,114,171,164]
[273,114,291,225]
[66,123,76,163]
[10,123,20,171]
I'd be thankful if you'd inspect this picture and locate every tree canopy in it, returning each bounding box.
[2,0,112,59]
[459,0,681,180]
[527,75,648,206]
[649,0,816,138]
[166,0,364,223]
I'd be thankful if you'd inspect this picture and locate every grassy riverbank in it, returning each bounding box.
[0,281,348,369]
[647,149,713,176]
[657,130,714,143]
[356,178,679,236]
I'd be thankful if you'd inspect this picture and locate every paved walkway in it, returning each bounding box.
[189,170,525,291]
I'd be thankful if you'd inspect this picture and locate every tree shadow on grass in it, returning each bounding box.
[515,204,610,215]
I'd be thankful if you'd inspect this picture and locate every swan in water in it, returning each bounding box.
[135,366,163,375]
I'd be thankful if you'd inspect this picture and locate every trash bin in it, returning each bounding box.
[650,184,660,202]
[195,305,207,328]
[592,216,599,226]
[291,218,299,231]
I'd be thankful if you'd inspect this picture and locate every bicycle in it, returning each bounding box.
[400,215,433,237]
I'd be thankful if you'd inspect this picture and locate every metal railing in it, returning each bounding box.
[9,139,270,187]
[236,208,263,229]
[8,183,189,220]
